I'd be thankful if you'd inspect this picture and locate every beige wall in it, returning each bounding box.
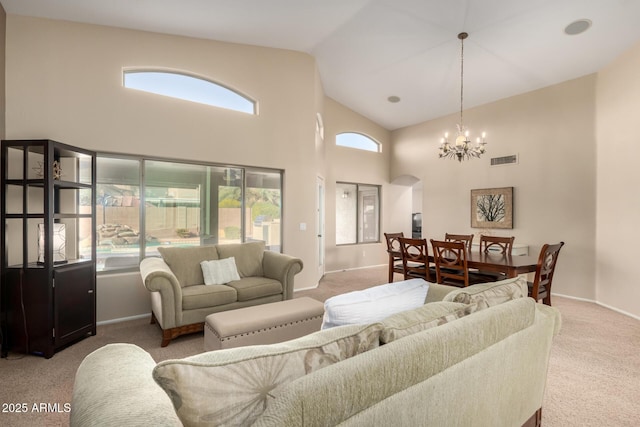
[595,41,640,318]
[392,75,598,302]
[3,15,327,321]
[3,15,393,322]
[323,97,412,272]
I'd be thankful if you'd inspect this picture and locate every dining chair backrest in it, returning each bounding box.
[479,235,515,255]
[384,232,404,282]
[384,232,403,255]
[529,242,565,306]
[430,239,470,287]
[445,233,474,252]
[399,237,432,282]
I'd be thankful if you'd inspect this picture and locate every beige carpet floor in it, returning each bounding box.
[0,265,638,426]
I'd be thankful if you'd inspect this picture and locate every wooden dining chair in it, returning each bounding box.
[445,233,474,251]
[479,235,515,254]
[399,237,433,282]
[476,235,516,281]
[384,232,405,282]
[430,239,483,287]
[529,242,565,306]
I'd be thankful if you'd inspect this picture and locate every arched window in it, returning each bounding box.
[336,132,380,153]
[123,70,256,114]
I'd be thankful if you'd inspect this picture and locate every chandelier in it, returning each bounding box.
[439,32,487,162]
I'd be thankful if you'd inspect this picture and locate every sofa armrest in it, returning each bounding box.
[71,344,181,427]
[140,257,183,329]
[424,283,460,303]
[536,303,562,336]
[262,251,304,300]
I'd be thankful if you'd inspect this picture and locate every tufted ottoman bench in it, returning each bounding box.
[204,297,325,351]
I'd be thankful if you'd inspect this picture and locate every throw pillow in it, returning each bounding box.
[157,245,219,287]
[380,301,480,344]
[216,241,265,277]
[200,257,241,285]
[442,276,528,308]
[153,322,383,426]
[321,278,429,329]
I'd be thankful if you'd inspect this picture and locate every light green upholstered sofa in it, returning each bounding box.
[71,277,560,427]
[140,241,303,346]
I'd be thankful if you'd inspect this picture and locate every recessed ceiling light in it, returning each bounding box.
[564,19,592,35]
[387,95,401,103]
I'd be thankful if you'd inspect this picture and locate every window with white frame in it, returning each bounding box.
[336,182,380,245]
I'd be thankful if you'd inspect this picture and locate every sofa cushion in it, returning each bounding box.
[153,322,383,426]
[216,241,265,277]
[227,277,283,301]
[200,257,241,285]
[182,284,238,310]
[321,279,429,329]
[442,276,528,308]
[157,245,219,287]
[380,301,479,344]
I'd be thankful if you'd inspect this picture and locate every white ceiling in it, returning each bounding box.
[3,0,640,130]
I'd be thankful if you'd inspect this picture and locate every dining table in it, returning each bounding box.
[428,250,540,279]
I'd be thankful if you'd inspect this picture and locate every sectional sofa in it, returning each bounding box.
[71,277,560,426]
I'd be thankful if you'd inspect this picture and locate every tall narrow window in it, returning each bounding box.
[336,132,380,153]
[336,182,380,245]
[123,70,256,114]
[95,157,141,271]
[245,170,282,251]
[358,185,380,243]
[217,168,243,245]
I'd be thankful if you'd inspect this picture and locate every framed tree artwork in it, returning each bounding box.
[471,187,513,229]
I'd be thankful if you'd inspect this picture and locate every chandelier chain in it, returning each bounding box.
[460,33,464,129]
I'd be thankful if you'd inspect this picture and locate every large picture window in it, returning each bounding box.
[95,155,282,272]
[336,182,380,245]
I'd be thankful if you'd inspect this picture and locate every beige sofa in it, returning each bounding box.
[140,241,303,346]
[71,277,561,426]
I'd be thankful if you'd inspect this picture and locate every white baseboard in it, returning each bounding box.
[551,292,595,303]
[97,313,150,326]
[594,301,640,321]
[323,264,386,275]
[552,292,640,321]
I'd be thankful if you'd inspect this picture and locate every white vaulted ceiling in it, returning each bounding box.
[3,0,640,130]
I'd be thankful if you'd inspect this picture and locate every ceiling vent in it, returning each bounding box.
[490,154,518,166]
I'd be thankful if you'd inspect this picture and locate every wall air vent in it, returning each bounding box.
[490,154,518,166]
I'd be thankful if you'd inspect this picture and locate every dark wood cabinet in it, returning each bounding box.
[1,139,96,358]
